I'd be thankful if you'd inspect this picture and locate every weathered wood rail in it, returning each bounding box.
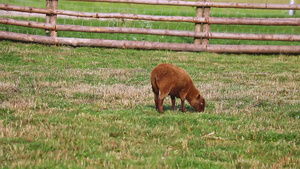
[0,0,299,53]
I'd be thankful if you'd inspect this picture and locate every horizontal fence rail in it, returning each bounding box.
[1,4,300,26]
[0,0,299,53]
[69,0,300,10]
[1,18,300,41]
[1,31,299,53]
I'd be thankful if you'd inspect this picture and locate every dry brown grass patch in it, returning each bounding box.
[58,83,152,109]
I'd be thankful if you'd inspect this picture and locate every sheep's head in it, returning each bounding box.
[192,94,205,112]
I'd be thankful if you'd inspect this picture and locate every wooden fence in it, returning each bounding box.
[0,0,300,53]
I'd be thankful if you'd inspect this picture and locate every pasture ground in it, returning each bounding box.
[0,40,299,168]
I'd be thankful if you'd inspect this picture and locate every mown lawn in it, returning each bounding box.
[0,40,299,168]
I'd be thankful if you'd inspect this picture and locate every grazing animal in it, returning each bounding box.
[151,63,205,113]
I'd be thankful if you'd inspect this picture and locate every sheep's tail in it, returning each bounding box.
[151,72,159,94]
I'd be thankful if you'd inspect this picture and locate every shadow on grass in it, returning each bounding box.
[146,104,196,113]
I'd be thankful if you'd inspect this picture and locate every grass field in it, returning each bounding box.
[0,40,299,168]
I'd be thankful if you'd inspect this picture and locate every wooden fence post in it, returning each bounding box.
[50,0,58,38]
[45,0,58,38]
[202,0,210,45]
[194,0,203,45]
[45,0,51,34]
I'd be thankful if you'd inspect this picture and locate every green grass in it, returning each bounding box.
[0,40,299,168]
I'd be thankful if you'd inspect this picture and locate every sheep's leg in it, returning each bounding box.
[156,82,172,113]
[158,91,169,113]
[181,99,185,113]
[179,91,188,113]
[158,97,165,113]
[154,92,159,111]
[171,96,175,111]
[151,84,160,111]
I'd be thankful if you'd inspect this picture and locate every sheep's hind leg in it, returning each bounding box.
[154,93,159,111]
[158,97,165,113]
[171,96,175,111]
[158,91,170,113]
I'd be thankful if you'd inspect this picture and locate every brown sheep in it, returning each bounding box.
[151,63,205,113]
